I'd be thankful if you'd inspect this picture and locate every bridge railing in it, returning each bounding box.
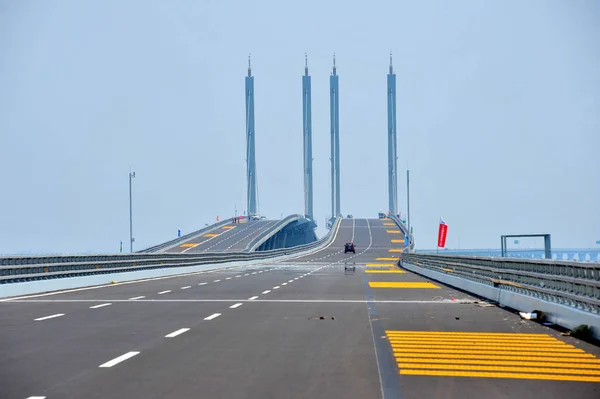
[0,217,343,285]
[389,214,415,252]
[402,253,600,335]
[244,214,304,252]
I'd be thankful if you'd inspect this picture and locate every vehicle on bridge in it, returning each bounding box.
[378,212,386,219]
[347,214,353,218]
[344,242,356,254]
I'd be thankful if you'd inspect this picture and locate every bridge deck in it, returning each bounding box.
[1,219,598,398]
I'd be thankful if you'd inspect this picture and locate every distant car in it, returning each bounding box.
[378,212,386,219]
[260,216,267,220]
[250,215,260,220]
[347,214,353,218]
[344,242,356,254]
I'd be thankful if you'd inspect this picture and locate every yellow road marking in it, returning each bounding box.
[394,357,600,369]
[365,270,406,274]
[395,353,600,362]
[386,230,402,234]
[391,239,405,243]
[441,267,453,272]
[179,243,197,248]
[392,344,579,351]
[377,257,399,261]
[370,282,440,289]
[390,348,585,355]
[389,249,403,253]
[221,226,235,229]
[383,223,395,226]
[366,263,395,267]
[203,233,219,237]
[386,331,551,337]
[399,369,600,382]
[387,336,563,343]
[398,362,600,376]
[382,218,391,220]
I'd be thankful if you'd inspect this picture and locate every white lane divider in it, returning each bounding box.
[282,283,288,286]
[248,296,259,300]
[198,282,207,286]
[251,272,257,274]
[262,290,271,294]
[204,313,221,321]
[34,313,65,321]
[181,286,191,290]
[158,290,171,295]
[288,280,294,283]
[244,274,250,276]
[235,275,242,278]
[213,279,221,282]
[90,303,112,309]
[26,396,46,399]
[273,286,280,290]
[129,296,145,300]
[165,328,190,338]
[294,278,299,280]
[99,351,140,368]
[229,303,243,309]
[226,277,232,280]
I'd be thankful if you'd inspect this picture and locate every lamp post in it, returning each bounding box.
[129,171,135,253]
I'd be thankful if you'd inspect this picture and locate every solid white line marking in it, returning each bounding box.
[229,303,243,309]
[129,296,145,300]
[99,351,140,368]
[181,286,191,290]
[262,290,271,294]
[34,313,65,321]
[273,286,280,289]
[26,396,46,399]
[158,290,171,295]
[165,328,190,338]
[198,282,207,285]
[213,279,221,282]
[204,313,221,321]
[282,283,287,286]
[226,277,232,280]
[248,296,259,300]
[90,303,112,309]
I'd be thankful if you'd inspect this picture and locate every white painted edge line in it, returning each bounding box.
[165,328,190,338]
[26,396,46,399]
[248,296,259,300]
[273,286,280,290]
[213,279,221,282]
[181,286,191,290]
[34,313,65,321]
[229,303,243,309]
[158,290,171,295]
[262,290,271,294]
[99,351,140,368]
[198,282,207,285]
[90,303,112,309]
[204,313,221,321]
[129,296,145,300]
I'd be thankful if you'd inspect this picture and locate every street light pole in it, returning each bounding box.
[129,171,136,253]
[406,169,411,248]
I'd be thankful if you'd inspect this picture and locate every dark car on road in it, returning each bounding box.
[344,242,356,254]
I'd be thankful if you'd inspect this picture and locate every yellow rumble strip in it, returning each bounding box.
[377,257,399,261]
[391,239,405,243]
[389,249,403,253]
[365,270,406,274]
[221,226,235,229]
[383,222,395,226]
[386,230,402,234]
[179,243,197,248]
[369,282,439,289]
[366,263,395,267]
[203,233,219,237]
[387,330,600,382]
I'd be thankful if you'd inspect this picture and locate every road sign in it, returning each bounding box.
[178,229,181,237]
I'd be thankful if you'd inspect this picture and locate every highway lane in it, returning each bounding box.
[163,219,276,253]
[1,218,599,398]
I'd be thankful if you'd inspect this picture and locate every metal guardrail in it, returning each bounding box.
[0,217,343,285]
[137,219,232,253]
[403,253,600,315]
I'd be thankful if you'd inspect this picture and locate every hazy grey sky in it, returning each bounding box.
[0,0,598,254]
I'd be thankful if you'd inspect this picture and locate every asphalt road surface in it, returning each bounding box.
[163,219,278,253]
[1,218,599,399]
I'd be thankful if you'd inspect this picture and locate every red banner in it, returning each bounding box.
[437,217,448,248]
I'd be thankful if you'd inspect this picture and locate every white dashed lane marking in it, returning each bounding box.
[90,303,112,309]
[262,290,271,294]
[34,313,65,321]
[158,290,171,295]
[165,328,190,338]
[129,296,145,300]
[99,351,140,368]
[229,303,243,309]
[181,286,191,290]
[248,296,259,300]
[204,313,222,321]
